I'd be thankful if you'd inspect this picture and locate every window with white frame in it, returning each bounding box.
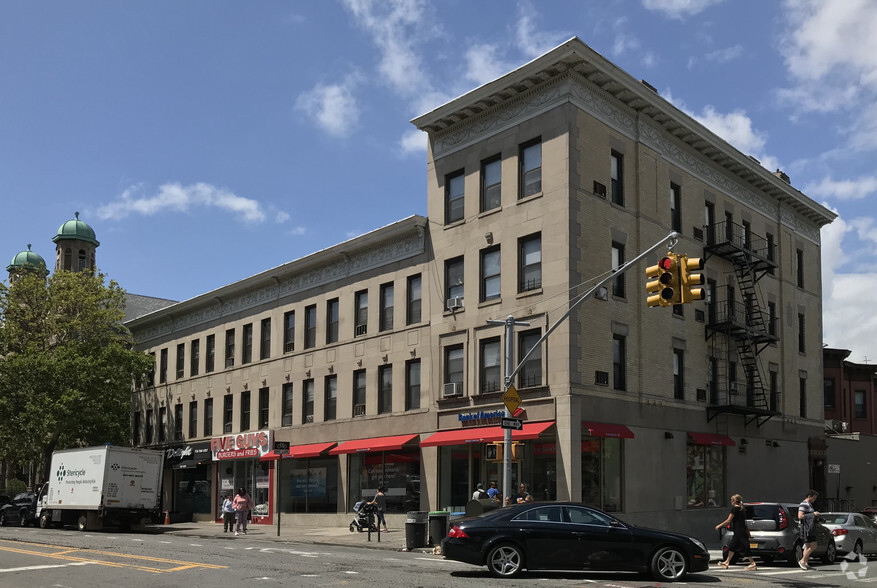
[446,170,465,223]
[520,138,542,198]
[481,246,501,302]
[480,337,501,394]
[519,233,541,292]
[481,155,501,211]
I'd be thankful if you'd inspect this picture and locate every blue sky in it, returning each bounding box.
[2,0,876,362]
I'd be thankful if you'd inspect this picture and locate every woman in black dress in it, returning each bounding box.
[715,493,757,570]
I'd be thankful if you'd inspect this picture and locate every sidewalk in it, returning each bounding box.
[152,521,725,562]
[152,521,436,553]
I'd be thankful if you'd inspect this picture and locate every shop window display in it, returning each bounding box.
[348,449,420,513]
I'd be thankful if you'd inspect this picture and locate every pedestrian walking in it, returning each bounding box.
[486,481,500,501]
[221,493,235,532]
[798,490,820,570]
[516,483,533,503]
[472,483,488,500]
[715,494,757,570]
[233,487,254,536]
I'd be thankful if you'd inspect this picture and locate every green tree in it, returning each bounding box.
[0,269,153,483]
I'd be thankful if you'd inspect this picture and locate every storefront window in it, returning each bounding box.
[279,457,339,513]
[347,449,420,513]
[581,437,623,511]
[218,460,271,516]
[173,468,212,514]
[687,444,724,508]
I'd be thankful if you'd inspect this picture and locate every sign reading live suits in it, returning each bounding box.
[210,430,273,460]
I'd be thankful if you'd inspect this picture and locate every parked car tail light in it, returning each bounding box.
[778,508,788,530]
[447,525,469,538]
[832,528,849,536]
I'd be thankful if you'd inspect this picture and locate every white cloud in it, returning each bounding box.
[704,44,742,64]
[610,18,640,57]
[515,3,569,58]
[274,211,291,223]
[399,129,426,155]
[642,0,724,19]
[96,182,266,223]
[295,79,360,137]
[287,226,307,236]
[691,106,767,155]
[464,43,514,87]
[804,176,877,201]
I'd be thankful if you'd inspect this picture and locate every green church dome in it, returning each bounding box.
[52,212,100,246]
[6,244,48,273]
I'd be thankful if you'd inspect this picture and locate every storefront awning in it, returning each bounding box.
[259,442,338,461]
[688,432,736,446]
[419,421,554,447]
[582,422,635,438]
[329,434,420,455]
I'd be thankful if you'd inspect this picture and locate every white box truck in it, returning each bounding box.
[36,445,164,531]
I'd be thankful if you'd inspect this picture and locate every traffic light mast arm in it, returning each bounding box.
[500,231,680,386]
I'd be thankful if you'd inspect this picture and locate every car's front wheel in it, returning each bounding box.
[486,543,524,578]
[19,510,30,527]
[0,511,7,526]
[650,546,688,581]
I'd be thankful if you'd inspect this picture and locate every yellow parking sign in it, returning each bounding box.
[502,385,521,414]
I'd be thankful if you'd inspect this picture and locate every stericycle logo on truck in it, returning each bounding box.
[56,463,95,485]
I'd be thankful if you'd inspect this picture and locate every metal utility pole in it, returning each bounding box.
[487,315,529,506]
[487,231,680,505]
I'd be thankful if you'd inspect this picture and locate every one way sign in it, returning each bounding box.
[501,418,523,430]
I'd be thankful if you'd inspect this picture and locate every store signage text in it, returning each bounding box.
[210,430,272,460]
[458,410,504,427]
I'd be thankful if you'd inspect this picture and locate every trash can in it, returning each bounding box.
[405,511,428,549]
[428,511,449,547]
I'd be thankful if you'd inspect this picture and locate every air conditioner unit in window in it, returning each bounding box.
[446,297,464,311]
[729,382,738,395]
[443,382,462,398]
[354,324,367,337]
[305,415,314,423]
[354,404,366,416]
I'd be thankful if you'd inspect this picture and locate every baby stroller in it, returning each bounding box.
[349,500,378,532]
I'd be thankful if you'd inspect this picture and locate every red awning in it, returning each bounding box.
[329,434,420,455]
[688,432,736,446]
[582,422,635,438]
[420,421,555,448]
[260,442,337,461]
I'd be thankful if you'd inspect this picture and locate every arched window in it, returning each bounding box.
[78,249,87,271]
[64,248,73,271]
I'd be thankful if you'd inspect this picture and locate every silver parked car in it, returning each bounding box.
[820,512,877,556]
[721,502,836,565]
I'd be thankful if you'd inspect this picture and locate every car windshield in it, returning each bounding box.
[822,514,851,525]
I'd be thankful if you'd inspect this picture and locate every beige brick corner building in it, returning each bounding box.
[128,38,835,538]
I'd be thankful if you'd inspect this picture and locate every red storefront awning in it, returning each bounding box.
[688,432,736,446]
[419,421,554,448]
[260,442,337,461]
[582,422,635,439]
[328,434,420,455]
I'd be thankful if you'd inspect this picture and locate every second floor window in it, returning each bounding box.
[258,387,269,429]
[481,247,501,302]
[326,298,339,343]
[824,377,836,409]
[260,318,271,360]
[611,242,625,298]
[613,334,626,391]
[188,400,198,438]
[204,398,213,436]
[446,257,464,307]
[302,379,314,423]
[190,339,200,377]
[176,343,185,379]
[225,329,235,368]
[481,155,501,211]
[446,170,465,224]
[305,305,317,348]
[380,283,394,331]
[798,313,806,353]
[160,348,168,383]
[797,249,805,288]
[673,348,684,400]
[206,334,215,373]
[353,370,367,416]
[133,411,141,445]
[174,404,183,441]
[480,337,501,394]
[406,274,422,325]
[158,406,166,443]
[324,375,337,421]
[378,365,393,414]
[242,323,253,364]
[354,291,368,336]
[145,409,154,444]
[670,183,681,231]
[519,234,541,292]
[240,390,251,431]
[223,394,233,433]
[284,310,295,352]
[519,329,542,388]
[445,344,464,396]
[520,139,542,198]
[610,150,624,206]
[281,383,293,426]
[855,389,866,419]
[406,359,421,411]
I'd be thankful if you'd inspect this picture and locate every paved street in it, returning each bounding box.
[0,522,875,587]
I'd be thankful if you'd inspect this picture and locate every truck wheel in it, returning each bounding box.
[39,512,51,529]
[77,514,88,532]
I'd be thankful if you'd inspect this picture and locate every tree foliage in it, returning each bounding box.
[0,269,153,481]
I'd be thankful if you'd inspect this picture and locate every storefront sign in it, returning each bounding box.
[458,409,504,427]
[210,430,273,460]
[165,441,212,467]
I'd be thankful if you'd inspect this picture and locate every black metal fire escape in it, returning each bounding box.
[704,221,779,428]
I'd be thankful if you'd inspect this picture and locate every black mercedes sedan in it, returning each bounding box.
[441,502,710,581]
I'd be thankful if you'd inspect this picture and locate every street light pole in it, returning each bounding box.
[487,315,529,506]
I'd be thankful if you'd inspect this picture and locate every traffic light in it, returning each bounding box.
[645,253,681,307]
[679,255,705,303]
[485,442,502,462]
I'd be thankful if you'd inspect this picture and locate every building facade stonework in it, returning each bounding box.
[127,38,836,538]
